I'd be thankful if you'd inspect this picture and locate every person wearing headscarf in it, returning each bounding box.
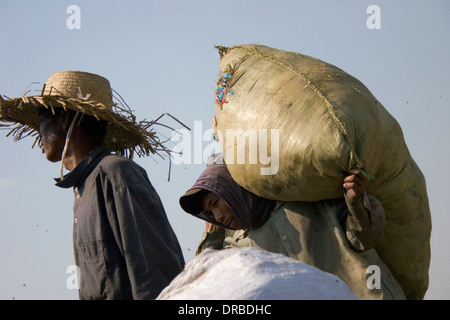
[179,154,406,300]
[0,71,185,299]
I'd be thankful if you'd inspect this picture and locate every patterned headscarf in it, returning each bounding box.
[179,161,276,230]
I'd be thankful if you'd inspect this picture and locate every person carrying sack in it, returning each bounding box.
[179,154,406,300]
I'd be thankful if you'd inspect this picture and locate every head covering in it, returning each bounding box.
[180,154,276,230]
[0,71,170,158]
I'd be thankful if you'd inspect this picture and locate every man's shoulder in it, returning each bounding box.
[277,198,348,216]
[100,153,132,164]
[97,153,146,176]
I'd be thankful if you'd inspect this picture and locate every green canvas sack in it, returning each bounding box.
[213,44,431,300]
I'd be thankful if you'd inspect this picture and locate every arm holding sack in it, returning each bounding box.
[343,168,386,252]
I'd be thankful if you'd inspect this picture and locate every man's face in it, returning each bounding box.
[38,108,66,162]
[201,191,242,230]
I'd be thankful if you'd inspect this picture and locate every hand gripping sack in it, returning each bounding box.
[213,44,431,300]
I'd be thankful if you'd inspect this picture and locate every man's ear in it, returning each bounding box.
[61,110,76,132]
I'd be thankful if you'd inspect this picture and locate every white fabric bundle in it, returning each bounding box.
[157,247,357,300]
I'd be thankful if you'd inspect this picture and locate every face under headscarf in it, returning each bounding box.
[179,163,276,230]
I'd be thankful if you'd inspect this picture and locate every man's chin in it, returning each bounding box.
[41,146,62,162]
[45,152,62,163]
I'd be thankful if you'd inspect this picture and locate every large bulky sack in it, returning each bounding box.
[213,44,431,299]
[157,247,358,300]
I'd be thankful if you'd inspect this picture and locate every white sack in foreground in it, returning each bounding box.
[157,247,358,300]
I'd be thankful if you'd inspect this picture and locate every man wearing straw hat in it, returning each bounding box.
[0,71,185,300]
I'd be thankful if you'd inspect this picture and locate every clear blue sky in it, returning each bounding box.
[0,0,449,299]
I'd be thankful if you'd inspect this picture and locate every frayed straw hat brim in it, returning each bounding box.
[0,94,163,158]
[0,70,179,159]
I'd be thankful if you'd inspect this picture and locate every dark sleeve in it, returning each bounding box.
[102,162,185,299]
[344,191,386,252]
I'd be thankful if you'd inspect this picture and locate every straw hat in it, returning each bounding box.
[0,71,169,158]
